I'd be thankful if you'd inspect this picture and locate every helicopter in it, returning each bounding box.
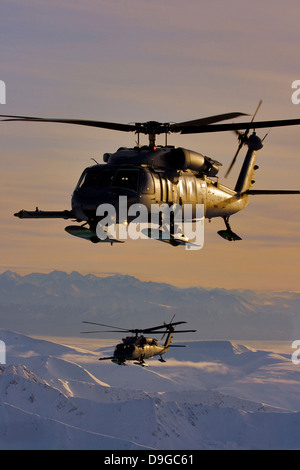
[2,101,300,247]
[81,317,196,366]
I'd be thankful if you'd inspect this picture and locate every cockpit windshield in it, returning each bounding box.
[77,167,115,189]
[111,169,139,192]
[77,166,141,193]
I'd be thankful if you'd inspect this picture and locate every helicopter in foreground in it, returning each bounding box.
[2,101,300,247]
[81,318,196,366]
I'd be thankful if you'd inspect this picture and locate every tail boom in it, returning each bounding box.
[234,133,263,194]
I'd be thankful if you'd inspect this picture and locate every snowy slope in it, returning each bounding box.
[0,329,300,450]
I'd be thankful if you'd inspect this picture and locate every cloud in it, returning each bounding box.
[154,359,234,374]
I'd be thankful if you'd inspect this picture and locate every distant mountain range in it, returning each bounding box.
[0,270,299,340]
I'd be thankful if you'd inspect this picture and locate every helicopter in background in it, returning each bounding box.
[2,101,300,247]
[81,317,196,366]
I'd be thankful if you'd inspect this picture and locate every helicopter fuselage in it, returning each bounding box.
[92,318,196,366]
[71,145,249,227]
[111,335,167,365]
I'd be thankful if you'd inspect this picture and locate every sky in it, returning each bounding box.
[1,0,300,291]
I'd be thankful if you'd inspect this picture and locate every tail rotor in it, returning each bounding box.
[225,99,262,178]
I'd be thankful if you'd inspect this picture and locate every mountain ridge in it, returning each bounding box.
[0,270,299,340]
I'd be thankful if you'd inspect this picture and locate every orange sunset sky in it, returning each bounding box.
[1,0,300,291]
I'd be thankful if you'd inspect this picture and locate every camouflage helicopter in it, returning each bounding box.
[2,102,300,247]
[81,317,196,366]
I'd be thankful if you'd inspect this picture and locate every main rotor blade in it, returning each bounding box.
[180,118,300,134]
[174,112,248,129]
[246,189,300,195]
[142,321,187,333]
[145,329,197,334]
[81,330,130,334]
[3,113,300,136]
[0,115,136,132]
[82,321,132,331]
[168,329,197,333]
[0,113,247,132]
[82,321,179,335]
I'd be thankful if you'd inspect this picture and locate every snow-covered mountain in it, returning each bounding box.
[0,329,299,450]
[0,270,300,340]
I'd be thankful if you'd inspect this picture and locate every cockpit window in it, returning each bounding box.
[111,169,139,192]
[77,167,115,189]
[77,166,141,192]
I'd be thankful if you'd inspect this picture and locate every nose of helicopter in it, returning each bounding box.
[72,188,137,222]
[113,343,127,360]
[114,342,135,359]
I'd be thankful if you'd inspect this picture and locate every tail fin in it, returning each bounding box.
[163,329,173,349]
[234,132,263,194]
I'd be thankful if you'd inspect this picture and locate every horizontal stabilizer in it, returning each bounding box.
[245,190,300,195]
